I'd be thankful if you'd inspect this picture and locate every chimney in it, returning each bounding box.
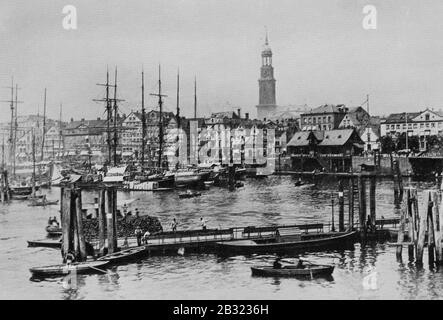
[70,118,73,122]
[237,108,241,118]
[245,113,249,120]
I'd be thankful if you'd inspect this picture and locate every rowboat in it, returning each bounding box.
[97,246,146,264]
[27,239,61,249]
[28,199,59,207]
[30,261,109,277]
[294,183,315,189]
[251,264,334,278]
[216,231,357,255]
[45,225,62,236]
[179,191,201,198]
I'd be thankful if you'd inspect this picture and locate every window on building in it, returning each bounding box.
[328,116,331,122]
[396,124,400,129]
[432,123,436,128]
[313,118,316,124]
[420,123,424,128]
[426,114,430,121]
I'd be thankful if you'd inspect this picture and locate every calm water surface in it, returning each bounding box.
[1,176,443,300]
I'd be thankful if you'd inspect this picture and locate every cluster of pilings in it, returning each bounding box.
[334,175,378,237]
[60,185,118,262]
[395,188,443,265]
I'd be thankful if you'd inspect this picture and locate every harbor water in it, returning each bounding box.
[1,176,443,300]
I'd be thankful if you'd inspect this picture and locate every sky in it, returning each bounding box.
[1,0,443,124]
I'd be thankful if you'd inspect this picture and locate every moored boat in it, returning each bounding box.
[30,261,109,277]
[179,190,202,198]
[216,231,357,255]
[251,264,334,278]
[27,238,62,249]
[97,246,146,264]
[46,225,62,236]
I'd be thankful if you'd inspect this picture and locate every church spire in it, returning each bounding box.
[265,26,269,45]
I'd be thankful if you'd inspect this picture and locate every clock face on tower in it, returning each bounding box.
[262,68,271,78]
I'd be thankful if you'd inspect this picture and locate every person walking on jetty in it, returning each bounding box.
[135,226,143,246]
[171,218,178,232]
[200,217,208,230]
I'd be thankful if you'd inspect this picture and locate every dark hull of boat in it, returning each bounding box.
[216,231,357,255]
[251,265,334,278]
[27,239,61,249]
[97,246,146,264]
[179,193,201,198]
[28,200,59,207]
[30,261,109,277]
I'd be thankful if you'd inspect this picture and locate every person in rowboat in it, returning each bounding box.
[273,257,282,269]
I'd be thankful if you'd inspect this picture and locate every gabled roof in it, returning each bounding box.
[287,132,312,147]
[384,112,421,123]
[318,129,358,146]
[210,111,239,119]
[303,104,347,115]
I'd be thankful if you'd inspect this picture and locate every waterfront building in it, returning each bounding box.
[121,111,143,158]
[287,128,364,172]
[380,109,443,151]
[300,104,348,131]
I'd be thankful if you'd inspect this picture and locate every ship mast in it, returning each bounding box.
[41,88,47,161]
[31,128,36,198]
[141,69,146,172]
[58,103,63,160]
[112,68,118,166]
[150,65,167,169]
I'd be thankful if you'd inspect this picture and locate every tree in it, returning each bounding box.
[379,135,395,154]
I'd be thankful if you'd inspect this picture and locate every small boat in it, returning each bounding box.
[28,199,59,207]
[46,225,62,236]
[216,231,357,255]
[30,261,109,277]
[97,246,146,264]
[251,264,334,278]
[27,238,61,249]
[294,183,315,189]
[11,194,30,200]
[179,190,201,198]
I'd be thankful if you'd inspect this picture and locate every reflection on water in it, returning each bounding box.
[1,176,443,299]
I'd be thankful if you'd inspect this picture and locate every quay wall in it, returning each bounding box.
[351,155,412,174]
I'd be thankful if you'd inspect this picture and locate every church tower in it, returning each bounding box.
[256,32,277,120]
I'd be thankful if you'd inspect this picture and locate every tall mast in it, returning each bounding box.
[31,129,36,197]
[13,84,19,176]
[113,67,118,166]
[176,68,180,128]
[8,79,14,174]
[150,65,167,169]
[106,70,111,164]
[194,76,197,118]
[141,69,146,172]
[58,103,62,160]
[41,88,47,161]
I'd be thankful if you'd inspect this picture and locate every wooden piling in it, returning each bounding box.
[416,190,430,265]
[358,175,367,235]
[396,191,408,259]
[338,181,344,232]
[61,188,73,262]
[369,176,376,232]
[427,198,435,266]
[75,190,86,261]
[348,176,354,230]
[331,198,335,232]
[105,187,116,254]
[406,189,415,260]
[98,189,106,256]
[436,191,443,264]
